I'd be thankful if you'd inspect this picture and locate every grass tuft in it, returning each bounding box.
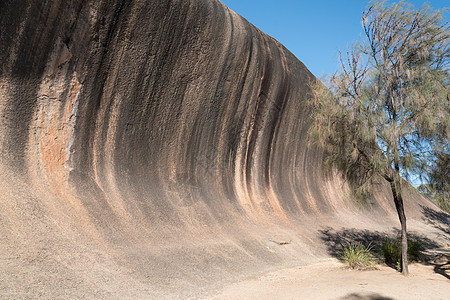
[340,242,377,270]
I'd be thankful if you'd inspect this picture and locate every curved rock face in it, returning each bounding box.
[0,0,441,298]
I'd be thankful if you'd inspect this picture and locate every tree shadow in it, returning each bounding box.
[418,206,450,280]
[432,261,450,280]
[320,227,388,261]
[320,227,439,261]
[420,205,450,236]
[318,227,448,279]
[340,292,394,300]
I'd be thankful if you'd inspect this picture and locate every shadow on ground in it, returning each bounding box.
[318,227,449,279]
[431,261,450,280]
[418,206,450,279]
[340,292,394,300]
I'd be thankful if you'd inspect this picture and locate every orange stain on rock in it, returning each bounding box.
[38,75,81,203]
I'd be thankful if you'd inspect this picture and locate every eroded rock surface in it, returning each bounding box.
[0,0,445,298]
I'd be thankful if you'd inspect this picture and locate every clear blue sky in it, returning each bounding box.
[220,0,449,78]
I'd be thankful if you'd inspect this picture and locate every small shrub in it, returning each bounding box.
[407,239,424,262]
[381,237,423,269]
[340,242,377,270]
[382,238,401,266]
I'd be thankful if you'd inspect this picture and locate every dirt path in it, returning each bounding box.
[213,258,449,300]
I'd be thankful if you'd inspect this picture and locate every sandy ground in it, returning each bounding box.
[213,258,449,300]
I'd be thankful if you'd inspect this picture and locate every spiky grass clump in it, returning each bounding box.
[340,242,377,270]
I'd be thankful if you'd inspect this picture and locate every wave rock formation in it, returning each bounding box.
[0,0,444,298]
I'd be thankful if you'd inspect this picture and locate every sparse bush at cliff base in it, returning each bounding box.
[340,242,377,270]
[382,238,424,270]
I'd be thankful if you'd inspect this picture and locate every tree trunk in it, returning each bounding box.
[390,172,409,276]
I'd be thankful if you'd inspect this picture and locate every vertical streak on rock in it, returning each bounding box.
[34,73,81,203]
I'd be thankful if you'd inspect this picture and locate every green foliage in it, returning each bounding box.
[433,196,450,213]
[309,0,450,192]
[419,151,450,213]
[381,237,423,270]
[408,239,424,262]
[382,238,401,266]
[419,185,450,213]
[340,242,377,270]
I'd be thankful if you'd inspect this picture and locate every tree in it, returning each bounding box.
[309,0,449,275]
